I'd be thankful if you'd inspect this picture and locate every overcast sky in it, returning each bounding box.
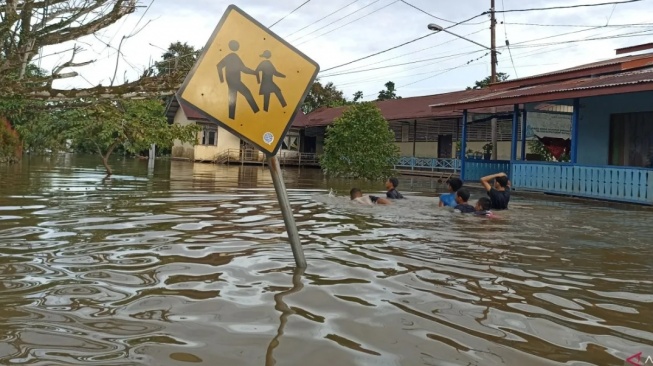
[41,0,653,101]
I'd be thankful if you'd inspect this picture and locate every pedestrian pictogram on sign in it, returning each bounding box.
[177,5,319,156]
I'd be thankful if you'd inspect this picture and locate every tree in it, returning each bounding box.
[155,42,201,76]
[52,99,199,176]
[377,81,401,101]
[320,102,399,180]
[0,1,185,102]
[302,80,348,113]
[467,72,510,90]
[352,91,363,103]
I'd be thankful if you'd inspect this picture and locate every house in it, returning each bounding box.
[428,49,653,205]
[293,89,567,161]
[165,96,303,163]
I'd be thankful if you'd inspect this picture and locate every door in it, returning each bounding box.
[438,135,453,158]
[240,140,258,161]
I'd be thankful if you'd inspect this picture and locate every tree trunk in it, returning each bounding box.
[102,156,112,176]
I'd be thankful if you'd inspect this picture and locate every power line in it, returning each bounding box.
[328,27,487,74]
[500,0,518,77]
[504,28,653,49]
[321,49,484,77]
[399,0,488,25]
[290,0,384,42]
[399,0,454,24]
[497,0,643,14]
[270,0,312,28]
[296,0,400,46]
[318,11,488,73]
[362,53,490,97]
[320,32,435,73]
[502,21,653,28]
[284,0,359,38]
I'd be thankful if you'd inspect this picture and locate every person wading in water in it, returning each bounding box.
[255,50,287,112]
[217,40,260,119]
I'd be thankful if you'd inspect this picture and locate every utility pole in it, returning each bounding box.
[490,0,498,160]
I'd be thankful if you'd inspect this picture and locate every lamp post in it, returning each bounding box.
[428,22,501,161]
[427,24,496,52]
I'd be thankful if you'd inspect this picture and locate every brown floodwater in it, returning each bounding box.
[0,155,652,366]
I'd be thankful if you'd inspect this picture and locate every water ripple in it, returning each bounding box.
[0,158,652,365]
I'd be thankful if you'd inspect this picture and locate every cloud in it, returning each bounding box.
[41,0,653,100]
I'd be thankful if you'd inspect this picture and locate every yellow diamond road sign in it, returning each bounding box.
[177,5,319,156]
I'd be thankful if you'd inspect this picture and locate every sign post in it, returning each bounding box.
[176,5,319,268]
[268,156,306,268]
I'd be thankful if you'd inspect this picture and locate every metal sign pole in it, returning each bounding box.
[267,155,306,268]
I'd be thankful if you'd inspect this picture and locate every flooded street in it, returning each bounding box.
[1,155,652,366]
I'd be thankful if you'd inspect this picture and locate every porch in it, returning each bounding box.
[428,53,653,205]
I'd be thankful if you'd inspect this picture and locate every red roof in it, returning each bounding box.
[179,102,208,121]
[493,52,653,89]
[295,89,508,128]
[430,66,653,111]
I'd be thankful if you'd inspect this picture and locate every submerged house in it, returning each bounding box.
[429,49,653,205]
[295,90,516,160]
[165,96,302,163]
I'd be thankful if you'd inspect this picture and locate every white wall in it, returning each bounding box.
[172,108,196,160]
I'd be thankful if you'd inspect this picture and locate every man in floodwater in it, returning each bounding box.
[480,172,511,210]
[350,188,390,205]
[217,40,260,119]
[255,50,287,112]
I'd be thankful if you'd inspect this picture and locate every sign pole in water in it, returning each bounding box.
[268,156,306,267]
[176,5,319,268]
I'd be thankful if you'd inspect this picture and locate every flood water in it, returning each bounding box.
[1,155,652,366]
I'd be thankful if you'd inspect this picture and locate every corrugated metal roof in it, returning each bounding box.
[492,52,653,88]
[295,89,507,128]
[430,66,653,111]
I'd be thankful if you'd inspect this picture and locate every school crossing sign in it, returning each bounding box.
[177,5,319,156]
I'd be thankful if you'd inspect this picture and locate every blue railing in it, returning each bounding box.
[512,162,653,204]
[464,159,511,182]
[395,157,460,171]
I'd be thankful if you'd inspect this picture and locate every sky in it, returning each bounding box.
[39,0,653,102]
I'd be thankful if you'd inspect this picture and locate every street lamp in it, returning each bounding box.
[427,23,499,53]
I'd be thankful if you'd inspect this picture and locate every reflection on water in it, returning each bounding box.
[0,155,652,366]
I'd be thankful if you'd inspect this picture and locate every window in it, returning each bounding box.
[201,126,217,146]
[610,112,653,168]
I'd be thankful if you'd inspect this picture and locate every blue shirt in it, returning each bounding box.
[439,193,457,207]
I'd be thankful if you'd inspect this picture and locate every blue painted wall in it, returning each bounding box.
[578,91,653,166]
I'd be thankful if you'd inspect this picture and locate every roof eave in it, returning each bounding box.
[429,82,653,112]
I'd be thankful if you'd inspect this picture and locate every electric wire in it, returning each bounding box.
[270,0,312,28]
[284,0,359,39]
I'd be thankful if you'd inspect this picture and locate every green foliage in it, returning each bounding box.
[321,102,399,180]
[528,139,554,161]
[155,41,201,76]
[467,72,510,90]
[51,99,200,175]
[377,81,401,101]
[302,80,348,114]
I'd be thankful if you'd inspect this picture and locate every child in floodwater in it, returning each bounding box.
[350,188,390,205]
[385,177,404,199]
[454,188,475,213]
[474,197,495,217]
[439,177,463,207]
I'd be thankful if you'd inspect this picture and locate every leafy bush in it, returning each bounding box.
[320,102,399,180]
